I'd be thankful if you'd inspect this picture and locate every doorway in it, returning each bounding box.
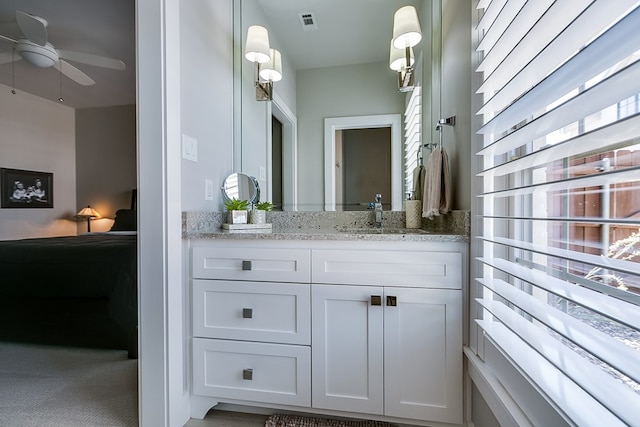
[324,114,402,211]
[337,127,392,210]
[271,116,283,210]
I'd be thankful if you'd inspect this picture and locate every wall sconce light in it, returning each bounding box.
[390,5,422,92]
[389,42,415,92]
[245,25,283,101]
[76,205,101,232]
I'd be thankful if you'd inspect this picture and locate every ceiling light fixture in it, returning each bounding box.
[390,5,422,92]
[245,25,284,101]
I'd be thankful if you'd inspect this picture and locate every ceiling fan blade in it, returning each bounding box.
[54,59,95,86]
[57,49,126,70]
[0,34,17,44]
[15,11,48,46]
[0,51,21,65]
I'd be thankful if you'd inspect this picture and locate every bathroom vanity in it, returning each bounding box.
[186,221,468,427]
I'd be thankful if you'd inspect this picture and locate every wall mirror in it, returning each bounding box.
[233,0,441,211]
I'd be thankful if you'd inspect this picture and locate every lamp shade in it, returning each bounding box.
[389,41,414,71]
[259,48,283,82]
[245,25,271,64]
[392,6,422,49]
[77,205,101,219]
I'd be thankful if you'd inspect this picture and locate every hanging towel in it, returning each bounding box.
[412,164,425,200]
[422,147,451,219]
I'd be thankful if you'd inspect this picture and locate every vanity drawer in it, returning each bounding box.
[192,247,311,283]
[312,249,462,289]
[192,280,310,345]
[192,338,311,407]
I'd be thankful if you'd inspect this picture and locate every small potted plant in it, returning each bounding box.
[250,201,274,224]
[224,198,249,224]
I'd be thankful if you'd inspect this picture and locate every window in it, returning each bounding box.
[472,1,640,425]
[403,85,422,197]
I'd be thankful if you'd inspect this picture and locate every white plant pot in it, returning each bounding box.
[228,210,248,224]
[249,210,266,224]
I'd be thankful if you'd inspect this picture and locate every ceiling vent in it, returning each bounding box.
[298,12,318,31]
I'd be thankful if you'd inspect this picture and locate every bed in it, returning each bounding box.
[0,209,138,358]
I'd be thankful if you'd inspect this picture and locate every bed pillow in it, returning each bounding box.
[110,209,137,231]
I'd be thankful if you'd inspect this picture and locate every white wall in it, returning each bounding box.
[440,0,471,210]
[76,104,137,232]
[0,83,76,240]
[296,62,405,210]
[180,0,235,212]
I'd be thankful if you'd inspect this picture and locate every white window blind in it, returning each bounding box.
[404,85,421,197]
[473,1,640,425]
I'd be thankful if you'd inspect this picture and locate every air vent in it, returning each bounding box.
[298,12,318,31]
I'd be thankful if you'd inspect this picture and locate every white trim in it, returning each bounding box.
[465,347,534,427]
[270,92,298,211]
[137,0,187,425]
[323,114,402,211]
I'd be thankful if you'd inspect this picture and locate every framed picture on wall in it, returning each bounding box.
[0,168,53,209]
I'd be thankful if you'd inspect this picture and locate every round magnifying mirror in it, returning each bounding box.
[221,173,260,205]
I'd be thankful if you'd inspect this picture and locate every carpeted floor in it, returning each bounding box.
[0,341,138,427]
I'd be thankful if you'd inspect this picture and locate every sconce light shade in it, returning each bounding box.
[389,42,414,71]
[259,48,283,82]
[392,6,422,49]
[245,25,271,64]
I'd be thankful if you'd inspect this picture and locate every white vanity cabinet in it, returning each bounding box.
[190,239,466,426]
[311,248,463,425]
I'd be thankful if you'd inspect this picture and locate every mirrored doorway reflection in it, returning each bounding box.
[271,116,283,210]
[324,114,402,211]
[337,127,392,211]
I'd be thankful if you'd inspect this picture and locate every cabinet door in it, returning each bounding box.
[383,287,462,424]
[311,284,383,415]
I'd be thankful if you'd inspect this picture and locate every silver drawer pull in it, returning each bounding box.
[242,260,252,271]
[242,308,253,319]
[242,368,253,380]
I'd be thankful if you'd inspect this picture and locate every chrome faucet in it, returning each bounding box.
[374,194,383,228]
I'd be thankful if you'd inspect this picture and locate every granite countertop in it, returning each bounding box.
[185,227,468,242]
[183,210,470,243]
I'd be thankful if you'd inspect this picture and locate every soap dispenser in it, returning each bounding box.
[405,191,422,229]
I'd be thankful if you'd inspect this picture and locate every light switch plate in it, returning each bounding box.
[259,166,266,181]
[205,179,214,201]
[182,134,198,162]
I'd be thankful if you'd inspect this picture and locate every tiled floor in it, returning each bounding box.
[184,410,267,427]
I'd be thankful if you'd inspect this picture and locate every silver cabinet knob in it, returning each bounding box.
[242,368,253,380]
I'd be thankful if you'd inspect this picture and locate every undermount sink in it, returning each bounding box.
[337,227,433,235]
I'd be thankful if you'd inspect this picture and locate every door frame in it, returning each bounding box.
[267,92,297,210]
[324,114,402,211]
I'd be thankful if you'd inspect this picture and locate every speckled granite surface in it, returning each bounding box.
[183,210,469,242]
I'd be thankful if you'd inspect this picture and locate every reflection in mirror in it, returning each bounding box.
[234,0,440,211]
[221,173,260,205]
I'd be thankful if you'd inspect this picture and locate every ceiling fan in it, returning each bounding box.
[0,10,125,86]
